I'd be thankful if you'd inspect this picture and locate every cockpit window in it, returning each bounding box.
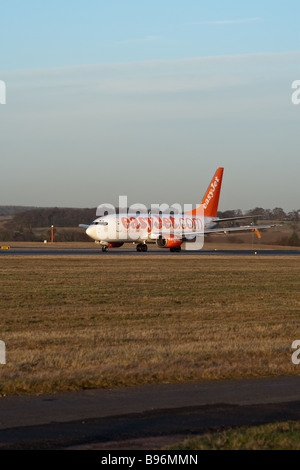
[91,221,108,226]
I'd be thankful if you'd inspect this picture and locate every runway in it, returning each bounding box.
[1,375,300,449]
[1,245,300,256]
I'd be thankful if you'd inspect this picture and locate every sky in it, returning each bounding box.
[0,0,299,212]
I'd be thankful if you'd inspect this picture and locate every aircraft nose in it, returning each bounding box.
[86,225,94,238]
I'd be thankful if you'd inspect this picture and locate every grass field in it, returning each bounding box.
[0,254,299,395]
[166,421,300,450]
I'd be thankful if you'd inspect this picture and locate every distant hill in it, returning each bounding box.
[0,206,98,242]
[0,206,38,216]
[3,207,97,229]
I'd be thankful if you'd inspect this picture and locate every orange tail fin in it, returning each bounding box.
[186,167,224,217]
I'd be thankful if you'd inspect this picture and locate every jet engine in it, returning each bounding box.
[156,235,182,249]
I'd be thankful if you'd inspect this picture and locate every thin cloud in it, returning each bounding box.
[191,17,263,25]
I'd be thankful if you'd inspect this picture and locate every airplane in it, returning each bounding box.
[79,167,277,252]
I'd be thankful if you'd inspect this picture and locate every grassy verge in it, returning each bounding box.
[0,255,299,395]
[165,421,300,450]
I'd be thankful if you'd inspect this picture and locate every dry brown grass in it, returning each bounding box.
[0,255,299,395]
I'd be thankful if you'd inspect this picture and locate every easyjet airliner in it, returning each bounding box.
[80,167,275,252]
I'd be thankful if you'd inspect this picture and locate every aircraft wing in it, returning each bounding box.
[211,215,262,223]
[203,224,278,235]
[150,224,278,240]
[79,224,90,228]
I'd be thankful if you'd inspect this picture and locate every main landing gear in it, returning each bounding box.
[102,246,108,252]
[170,246,181,252]
[136,243,148,252]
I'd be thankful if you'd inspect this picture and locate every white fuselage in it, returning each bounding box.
[85,213,217,245]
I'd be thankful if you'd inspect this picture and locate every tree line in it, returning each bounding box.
[218,207,299,221]
[0,207,96,242]
[0,206,299,242]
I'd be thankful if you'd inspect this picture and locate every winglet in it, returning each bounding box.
[253,228,262,239]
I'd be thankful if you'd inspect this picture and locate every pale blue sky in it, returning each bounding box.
[1,0,299,69]
[0,1,299,211]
